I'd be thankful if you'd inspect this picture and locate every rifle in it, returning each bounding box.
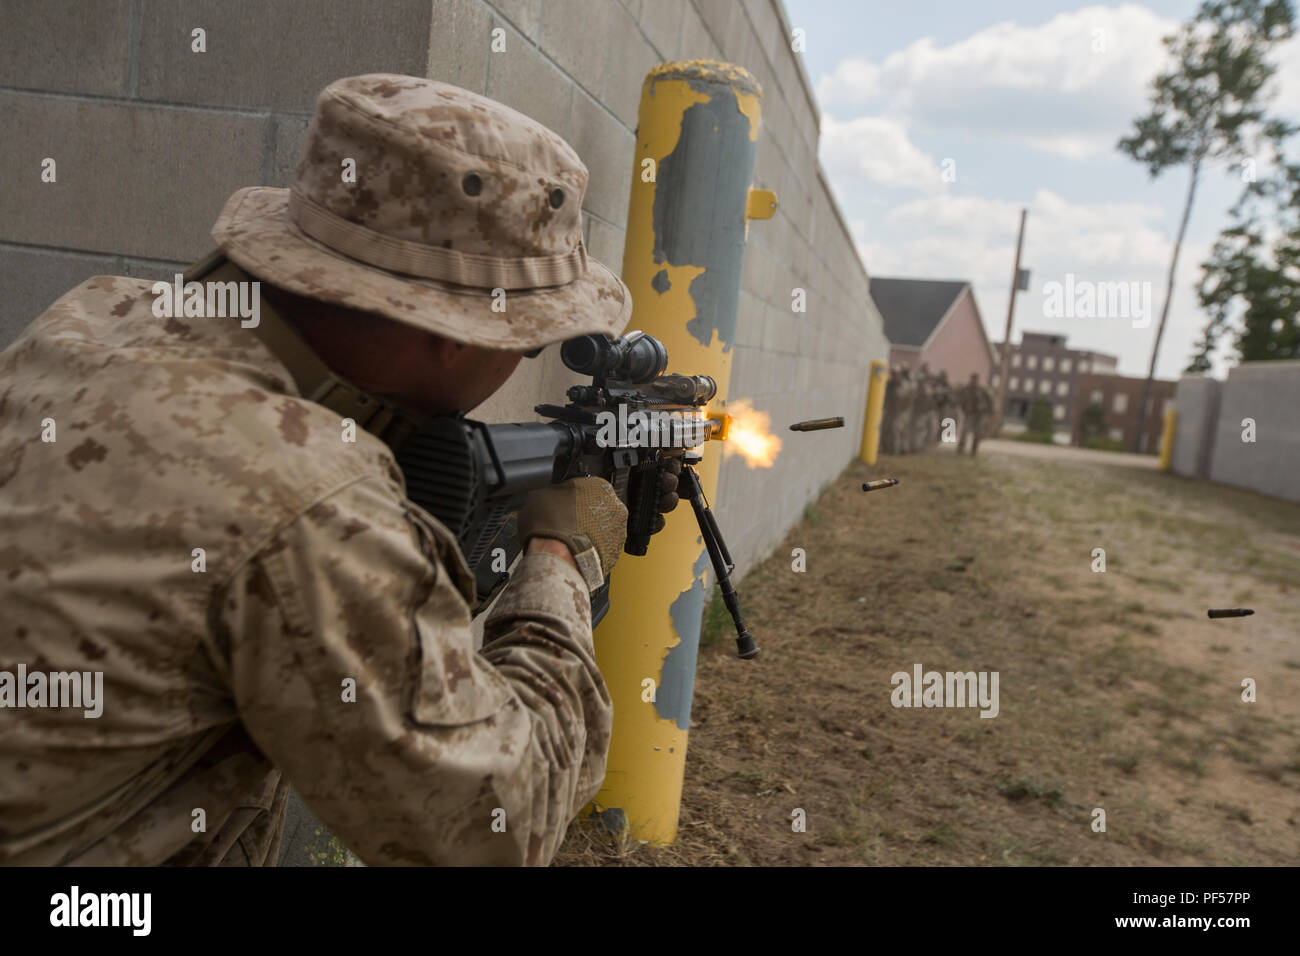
[393,331,758,659]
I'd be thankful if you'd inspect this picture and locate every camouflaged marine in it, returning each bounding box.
[0,75,641,866]
[958,373,996,457]
[890,365,916,455]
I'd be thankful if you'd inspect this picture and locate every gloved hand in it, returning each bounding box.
[517,478,628,593]
[650,457,683,535]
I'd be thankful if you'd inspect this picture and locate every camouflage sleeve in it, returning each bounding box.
[216,473,612,866]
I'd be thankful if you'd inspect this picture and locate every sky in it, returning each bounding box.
[783,0,1300,379]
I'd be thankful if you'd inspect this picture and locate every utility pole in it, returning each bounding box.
[994,208,1028,429]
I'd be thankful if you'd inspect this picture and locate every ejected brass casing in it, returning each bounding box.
[1207,608,1254,619]
[862,478,900,493]
[789,416,845,432]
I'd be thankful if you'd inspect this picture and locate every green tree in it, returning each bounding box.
[1080,400,1106,443]
[1027,398,1054,435]
[1117,0,1294,449]
[1189,159,1300,368]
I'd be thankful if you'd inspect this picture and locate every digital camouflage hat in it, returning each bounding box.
[211,74,632,349]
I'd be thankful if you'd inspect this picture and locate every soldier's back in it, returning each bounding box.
[0,276,384,864]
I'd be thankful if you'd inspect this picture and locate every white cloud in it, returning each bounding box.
[817,4,1178,160]
[820,114,943,192]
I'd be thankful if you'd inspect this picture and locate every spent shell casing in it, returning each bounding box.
[862,478,900,493]
[789,417,845,432]
[1207,608,1254,619]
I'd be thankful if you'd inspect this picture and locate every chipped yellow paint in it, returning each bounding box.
[734,89,762,141]
[586,61,760,845]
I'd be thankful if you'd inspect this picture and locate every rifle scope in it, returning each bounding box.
[561,331,668,384]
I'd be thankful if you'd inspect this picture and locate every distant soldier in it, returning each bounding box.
[934,370,958,443]
[912,363,936,450]
[892,365,916,454]
[958,372,994,456]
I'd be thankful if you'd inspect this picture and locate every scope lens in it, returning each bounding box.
[560,334,607,375]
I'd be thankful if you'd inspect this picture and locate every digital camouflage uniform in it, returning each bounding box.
[911,364,936,451]
[934,370,958,444]
[0,75,633,866]
[890,366,915,455]
[958,378,995,457]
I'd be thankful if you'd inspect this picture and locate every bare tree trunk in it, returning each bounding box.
[1134,158,1201,453]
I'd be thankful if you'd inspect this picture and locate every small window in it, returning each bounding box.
[991,373,999,389]
[1061,358,1072,374]
[1012,353,1022,368]
[1090,390,1103,405]
[1039,379,1051,394]
[1057,381,1069,396]
[1113,392,1128,413]
[1053,404,1066,421]
[1078,361,1089,374]
[1021,377,1032,392]
[1026,355,1038,370]
[1009,376,1019,391]
[1109,427,1124,442]
[1043,356,1055,372]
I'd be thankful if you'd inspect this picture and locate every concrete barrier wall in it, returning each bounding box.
[1,0,889,580]
[1207,361,1300,503]
[1170,376,1220,479]
[1172,362,1300,503]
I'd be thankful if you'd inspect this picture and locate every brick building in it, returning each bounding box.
[870,277,995,385]
[991,332,1118,433]
[1070,373,1176,454]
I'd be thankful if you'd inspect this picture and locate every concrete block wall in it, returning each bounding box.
[1170,376,1221,479]
[1206,361,1300,504]
[1,0,889,580]
[1172,362,1300,503]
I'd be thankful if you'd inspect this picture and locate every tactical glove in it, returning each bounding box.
[517,478,628,593]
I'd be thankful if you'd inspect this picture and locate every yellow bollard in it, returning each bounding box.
[860,360,889,464]
[1159,407,1177,471]
[587,60,771,845]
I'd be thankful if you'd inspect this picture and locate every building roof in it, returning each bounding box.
[869,277,970,347]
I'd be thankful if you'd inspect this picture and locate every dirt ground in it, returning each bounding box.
[554,443,1300,866]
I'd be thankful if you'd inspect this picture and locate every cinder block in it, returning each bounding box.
[678,2,722,62]
[427,0,494,93]
[539,0,613,97]
[742,0,784,79]
[0,245,118,348]
[270,114,311,187]
[603,6,660,128]
[694,0,737,55]
[485,19,574,141]
[637,0,686,59]
[734,290,764,348]
[492,0,542,41]
[0,93,265,262]
[585,215,626,276]
[0,0,130,96]
[136,0,431,112]
[568,91,634,227]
